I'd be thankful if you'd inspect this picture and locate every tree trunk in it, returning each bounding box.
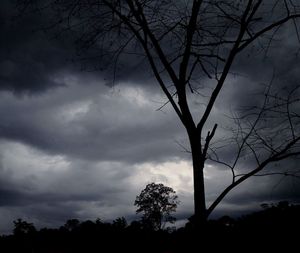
[189,130,207,227]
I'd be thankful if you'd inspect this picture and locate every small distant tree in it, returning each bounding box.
[13,218,36,236]
[63,219,80,232]
[112,217,128,229]
[134,182,179,230]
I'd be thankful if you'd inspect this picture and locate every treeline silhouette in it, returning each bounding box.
[0,201,299,252]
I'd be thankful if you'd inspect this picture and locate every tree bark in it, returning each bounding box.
[188,130,207,227]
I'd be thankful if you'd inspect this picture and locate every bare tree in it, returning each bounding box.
[18,0,300,226]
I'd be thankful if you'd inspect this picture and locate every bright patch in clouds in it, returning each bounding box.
[132,160,193,192]
[1,140,70,177]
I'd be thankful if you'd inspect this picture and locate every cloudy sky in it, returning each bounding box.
[1,1,300,235]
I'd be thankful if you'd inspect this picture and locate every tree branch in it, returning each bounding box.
[207,135,300,217]
[238,13,300,52]
[197,1,255,134]
[103,0,184,122]
[179,0,203,83]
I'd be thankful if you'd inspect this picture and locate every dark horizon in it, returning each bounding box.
[1,202,300,252]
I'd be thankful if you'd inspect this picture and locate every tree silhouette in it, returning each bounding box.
[13,218,36,236]
[18,0,300,227]
[2,206,299,252]
[134,182,179,230]
[63,219,80,232]
[112,217,128,229]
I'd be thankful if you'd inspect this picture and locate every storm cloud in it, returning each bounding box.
[0,1,300,235]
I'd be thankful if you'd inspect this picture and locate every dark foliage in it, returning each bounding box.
[0,202,299,252]
[134,182,179,231]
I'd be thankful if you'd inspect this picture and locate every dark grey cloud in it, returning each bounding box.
[0,2,72,94]
[0,1,159,95]
[0,78,185,164]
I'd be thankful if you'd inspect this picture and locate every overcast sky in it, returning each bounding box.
[1,1,300,235]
